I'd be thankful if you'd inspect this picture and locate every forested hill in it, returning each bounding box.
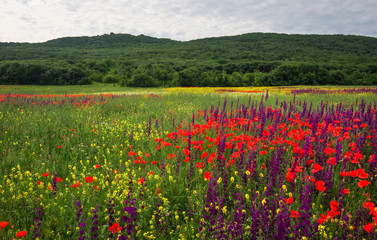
[1,33,377,86]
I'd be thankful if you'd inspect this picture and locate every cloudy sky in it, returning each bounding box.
[1,0,377,43]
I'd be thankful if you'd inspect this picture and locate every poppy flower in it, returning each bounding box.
[286,170,295,182]
[71,181,81,188]
[349,170,359,178]
[341,189,350,194]
[0,221,8,229]
[145,153,151,157]
[148,171,154,175]
[284,197,294,204]
[327,157,337,165]
[315,185,326,192]
[128,151,137,157]
[201,152,208,159]
[151,160,157,165]
[323,147,335,155]
[260,150,267,155]
[330,201,338,210]
[93,185,100,191]
[363,201,375,210]
[85,176,94,183]
[312,164,323,173]
[37,180,41,185]
[315,180,326,192]
[363,223,374,233]
[56,177,63,182]
[42,173,49,177]
[168,153,176,159]
[203,172,212,180]
[291,210,300,218]
[109,222,122,233]
[138,178,145,185]
[358,180,370,188]
[16,231,28,238]
[95,164,100,168]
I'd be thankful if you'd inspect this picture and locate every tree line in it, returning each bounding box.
[0,60,376,86]
[1,33,377,86]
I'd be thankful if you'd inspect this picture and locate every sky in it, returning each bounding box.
[1,0,377,43]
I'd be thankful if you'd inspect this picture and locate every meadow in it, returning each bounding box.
[0,85,376,239]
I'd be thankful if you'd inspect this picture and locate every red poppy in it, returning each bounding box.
[323,147,335,155]
[316,185,326,192]
[145,153,151,157]
[196,162,204,169]
[168,153,176,159]
[204,172,212,180]
[286,170,295,182]
[85,176,95,183]
[128,151,137,157]
[148,171,154,175]
[16,231,28,238]
[201,152,208,159]
[312,164,323,173]
[71,181,81,188]
[42,173,49,177]
[95,164,100,168]
[330,201,338,209]
[360,123,367,128]
[109,222,122,233]
[151,160,157,165]
[349,170,359,178]
[93,185,100,191]
[358,180,370,188]
[363,223,374,233]
[37,180,41,185]
[358,170,369,179]
[260,150,267,155]
[327,157,337,165]
[156,187,161,195]
[291,210,300,218]
[138,178,145,185]
[341,189,350,194]
[315,180,326,192]
[56,177,63,182]
[0,221,8,229]
[284,197,294,204]
[363,201,375,210]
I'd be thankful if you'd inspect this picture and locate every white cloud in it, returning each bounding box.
[0,0,376,43]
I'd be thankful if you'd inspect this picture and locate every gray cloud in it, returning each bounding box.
[0,0,376,43]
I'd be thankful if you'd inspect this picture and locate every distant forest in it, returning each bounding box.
[1,32,377,86]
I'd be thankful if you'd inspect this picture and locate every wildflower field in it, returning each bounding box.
[0,85,377,239]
